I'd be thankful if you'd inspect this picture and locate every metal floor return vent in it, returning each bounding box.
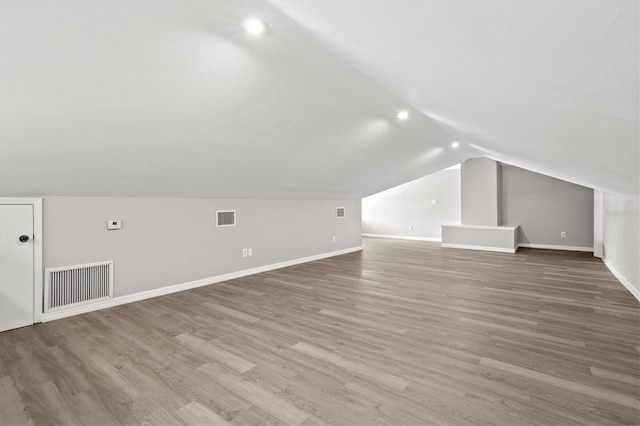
[44,261,113,313]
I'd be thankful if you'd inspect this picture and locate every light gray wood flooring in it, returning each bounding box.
[1,238,639,425]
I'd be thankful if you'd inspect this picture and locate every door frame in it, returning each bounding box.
[0,198,43,323]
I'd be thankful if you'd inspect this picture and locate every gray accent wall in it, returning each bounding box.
[43,197,362,298]
[500,164,594,248]
[461,158,500,226]
[602,193,639,293]
[361,168,461,240]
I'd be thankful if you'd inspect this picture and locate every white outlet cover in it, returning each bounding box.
[242,248,248,257]
[107,220,122,230]
[248,248,253,256]
[432,200,437,205]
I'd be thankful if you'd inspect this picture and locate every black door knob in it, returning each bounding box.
[19,235,30,243]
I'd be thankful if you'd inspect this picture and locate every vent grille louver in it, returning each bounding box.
[336,207,345,218]
[44,261,113,313]
[217,210,236,227]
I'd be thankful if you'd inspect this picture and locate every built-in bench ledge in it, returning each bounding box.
[441,224,520,253]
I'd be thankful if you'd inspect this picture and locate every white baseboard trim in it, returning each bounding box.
[517,243,594,252]
[41,246,363,322]
[441,243,516,254]
[362,233,441,242]
[602,257,640,302]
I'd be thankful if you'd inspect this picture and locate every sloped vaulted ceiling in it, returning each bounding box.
[0,0,638,198]
[271,0,639,195]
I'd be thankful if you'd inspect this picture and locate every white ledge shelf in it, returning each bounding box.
[441,224,520,253]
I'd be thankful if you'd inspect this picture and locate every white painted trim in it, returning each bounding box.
[441,224,519,231]
[441,242,592,254]
[33,200,43,323]
[441,243,516,253]
[0,198,43,323]
[517,243,593,252]
[602,256,640,302]
[41,246,363,322]
[362,233,441,242]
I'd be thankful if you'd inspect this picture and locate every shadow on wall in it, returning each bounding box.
[361,167,461,240]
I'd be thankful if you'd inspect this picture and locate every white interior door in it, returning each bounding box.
[0,204,34,332]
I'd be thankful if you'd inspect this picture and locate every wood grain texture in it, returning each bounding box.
[1,238,638,425]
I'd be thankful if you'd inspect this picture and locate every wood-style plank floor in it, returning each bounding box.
[1,237,639,425]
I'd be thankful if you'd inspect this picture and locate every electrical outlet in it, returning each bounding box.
[408,225,413,231]
[561,231,566,238]
[242,248,248,257]
[248,248,252,256]
[107,220,122,230]
[332,236,336,243]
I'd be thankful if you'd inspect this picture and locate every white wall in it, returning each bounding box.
[602,193,639,298]
[500,164,594,249]
[594,190,603,258]
[362,167,460,240]
[43,197,362,298]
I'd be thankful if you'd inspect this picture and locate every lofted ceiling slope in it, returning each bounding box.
[272,0,640,195]
[0,0,638,199]
[0,0,471,199]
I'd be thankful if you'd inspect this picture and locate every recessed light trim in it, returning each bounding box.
[243,17,266,35]
[397,110,409,120]
[451,141,460,148]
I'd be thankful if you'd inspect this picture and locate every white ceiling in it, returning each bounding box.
[0,0,637,198]
[272,0,639,195]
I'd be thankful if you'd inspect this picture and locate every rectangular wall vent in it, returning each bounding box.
[336,207,345,218]
[44,261,113,313]
[217,210,236,227]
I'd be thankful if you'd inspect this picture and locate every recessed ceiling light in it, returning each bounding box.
[243,17,266,35]
[451,141,460,148]
[397,110,409,120]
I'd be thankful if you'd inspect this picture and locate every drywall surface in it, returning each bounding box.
[594,190,603,258]
[441,225,518,253]
[461,158,499,226]
[273,1,639,195]
[43,197,361,297]
[602,193,639,293]
[362,168,460,240]
[0,0,471,200]
[500,164,594,248]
